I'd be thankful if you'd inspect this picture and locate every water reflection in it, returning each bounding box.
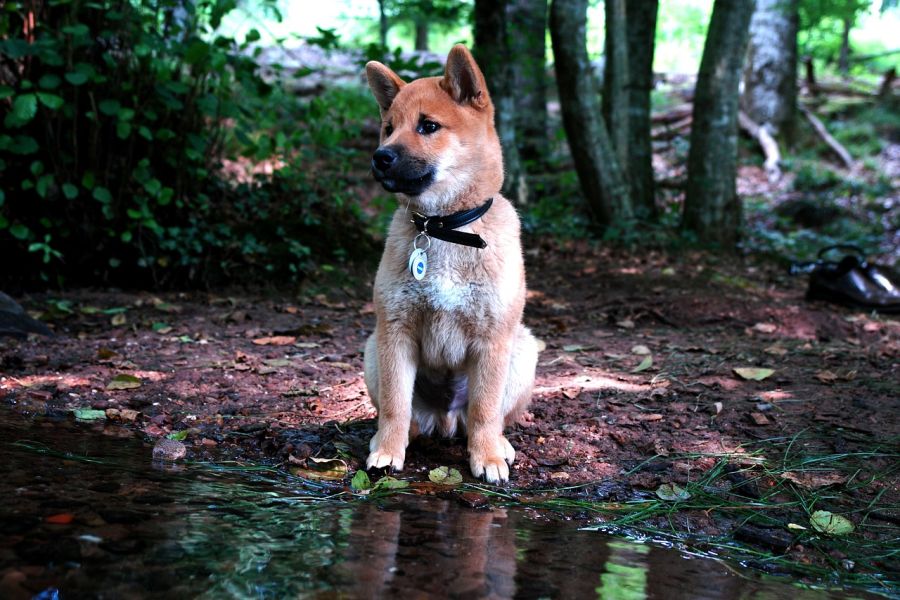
[0,411,873,599]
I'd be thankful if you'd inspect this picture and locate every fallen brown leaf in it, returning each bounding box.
[749,412,770,426]
[815,370,839,384]
[781,471,849,489]
[252,336,297,346]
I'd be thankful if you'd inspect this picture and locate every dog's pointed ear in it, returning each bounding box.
[365,61,405,114]
[440,44,490,110]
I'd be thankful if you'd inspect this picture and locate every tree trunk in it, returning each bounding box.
[838,16,851,76]
[415,20,428,51]
[549,0,631,226]
[802,55,818,95]
[682,0,754,248]
[378,0,389,48]
[742,0,798,145]
[507,0,549,167]
[474,0,529,205]
[625,0,658,220]
[602,0,629,170]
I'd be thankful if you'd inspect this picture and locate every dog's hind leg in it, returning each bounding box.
[363,334,380,412]
[502,324,538,427]
[488,324,538,467]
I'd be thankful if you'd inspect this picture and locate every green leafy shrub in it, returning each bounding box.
[0,0,375,288]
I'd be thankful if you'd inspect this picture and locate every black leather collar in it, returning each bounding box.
[410,198,493,249]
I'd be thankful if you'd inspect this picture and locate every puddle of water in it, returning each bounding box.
[0,411,881,599]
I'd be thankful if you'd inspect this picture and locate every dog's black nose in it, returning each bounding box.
[372,147,398,171]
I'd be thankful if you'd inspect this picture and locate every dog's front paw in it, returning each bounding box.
[469,435,515,484]
[367,431,406,471]
[366,447,406,471]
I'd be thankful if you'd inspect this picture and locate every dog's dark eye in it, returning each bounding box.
[417,120,441,135]
[384,123,394,136]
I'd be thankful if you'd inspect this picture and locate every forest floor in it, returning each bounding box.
[1,241,898,587]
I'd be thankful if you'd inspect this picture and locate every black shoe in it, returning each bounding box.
[803,245,900,313]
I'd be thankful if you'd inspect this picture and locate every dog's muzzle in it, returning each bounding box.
[371,145,435,196]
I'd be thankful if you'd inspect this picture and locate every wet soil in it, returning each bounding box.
[0,409,879,599]
[1,243,898,589]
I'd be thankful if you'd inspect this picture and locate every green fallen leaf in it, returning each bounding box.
[655,483,691,501]
[428,466,463,486]
[734,367,775,381]
[263,358,292,368]
[167,430,188,441]
[106,374,142,390]
[307,457,348,478]
[74,408,107,421]
[632,355,653,373]
[351,470,372,491]
[374,476,409,491]
[563,344,589,352]
[810,510,854,536]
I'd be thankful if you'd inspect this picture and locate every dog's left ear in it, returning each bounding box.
[440,44,490,110]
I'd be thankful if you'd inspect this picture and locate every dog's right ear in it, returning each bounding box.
[365,62,405,114]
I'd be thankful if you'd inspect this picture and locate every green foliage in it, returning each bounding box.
[798,0,869,67]
[380,0,472,48]
[0,0,374,287]
[361,44,444,79]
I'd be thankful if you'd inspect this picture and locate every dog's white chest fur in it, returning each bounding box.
[422,269,477,312]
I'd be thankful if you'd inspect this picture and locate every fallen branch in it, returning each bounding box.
[810,82,875,98]
[738,111,782,182]
[798,104,855,170]
[651,116,692,140]
[651,103,693,124]
[849,48,900,63]
[656,178,687,190]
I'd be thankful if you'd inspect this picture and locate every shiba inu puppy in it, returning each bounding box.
[362,44,538,483]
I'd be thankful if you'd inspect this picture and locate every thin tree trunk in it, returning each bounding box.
[378,0,389,48]
[602,0,629,170]
[878,67,896,101]
[474,0,529,205]
[838,16,851,76]
[550,0,631,226]
[682,0,755,248]
[802,55,818,95]
[625,0,658,220]
[415,20,428,51]
[742,0,798,145]
[507,0,549,166]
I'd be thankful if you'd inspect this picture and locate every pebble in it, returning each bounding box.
[152,438,187,461]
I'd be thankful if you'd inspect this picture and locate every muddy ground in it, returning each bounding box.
[1,242,898,581]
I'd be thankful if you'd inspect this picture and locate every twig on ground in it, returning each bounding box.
[798,104,856,170]
[738,111,782,182]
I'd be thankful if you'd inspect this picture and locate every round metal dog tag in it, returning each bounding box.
[408,248,427,280]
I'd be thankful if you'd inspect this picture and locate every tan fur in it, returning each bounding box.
[363,45,538,484]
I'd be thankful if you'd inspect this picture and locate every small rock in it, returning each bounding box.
[152,438,186,461]
[457,492,489,509]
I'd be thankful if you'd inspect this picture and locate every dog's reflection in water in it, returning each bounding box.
[332,498,757,600]
[337,499,515,598]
